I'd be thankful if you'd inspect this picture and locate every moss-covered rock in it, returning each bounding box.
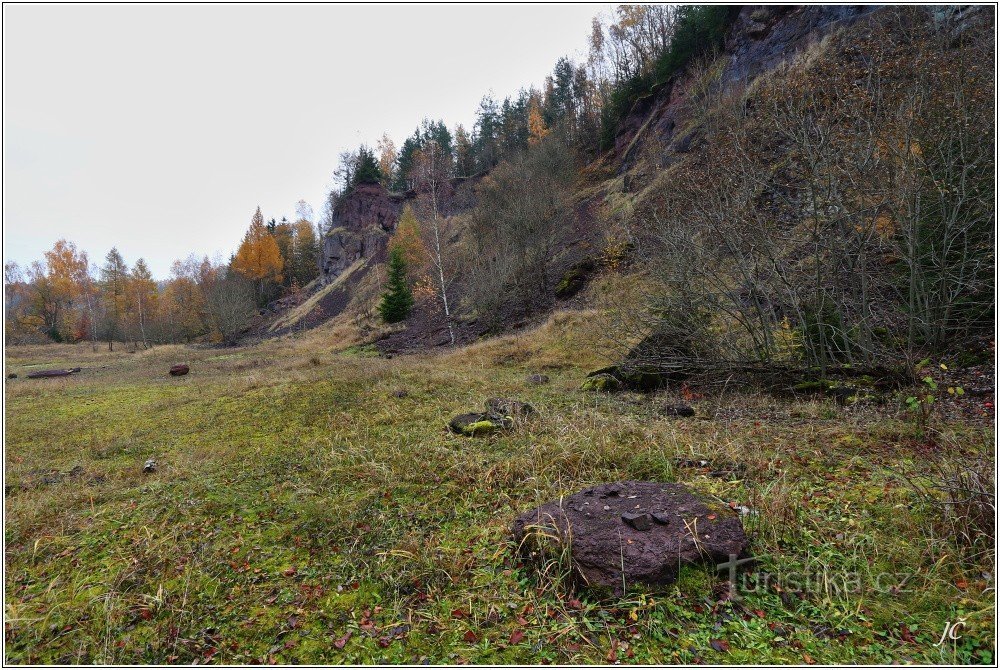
[580,374,621,392]
[449,413,509,437]
[555,258,597,299]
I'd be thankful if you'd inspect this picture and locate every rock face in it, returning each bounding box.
[512,481,749,595]
[320,182,408,282]
[615,5,883,166]
[169,364,190,377]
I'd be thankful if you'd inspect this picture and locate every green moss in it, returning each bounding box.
[580,374,620,392]
[460,420,500,436]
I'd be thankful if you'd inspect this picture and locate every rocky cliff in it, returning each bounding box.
[320,182,408,281]
[614,5,881,170]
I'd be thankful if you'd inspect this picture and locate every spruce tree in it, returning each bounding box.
[378,247,414,323]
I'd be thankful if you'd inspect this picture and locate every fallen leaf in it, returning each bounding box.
[333,632,351,649]
[710,639,730,653]
[282,567,297,577]
[451,608,467,619]
[707,514,717,521]
[955,578,969,590]
[463,630,478,643]
[509,630,524,645]
[802,653,816,664]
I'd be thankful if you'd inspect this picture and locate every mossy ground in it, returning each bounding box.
[4,314,995,664]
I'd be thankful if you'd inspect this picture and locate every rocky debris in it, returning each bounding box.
[169,364,190,377]
[512,481,749,595]
[674,458,711,469]
[485,398,536,419]
[662,403,696,417]
[143,458,157,473]
[26,367,81,379]
[7,373,16,379]
[621,512,653,531]
[449,398,536,437]
[526,374,550,385]
[580,373,621,392]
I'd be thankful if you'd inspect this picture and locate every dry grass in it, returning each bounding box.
[4,317,995,664]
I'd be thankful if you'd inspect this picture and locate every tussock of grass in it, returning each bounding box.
[4,320,994,664]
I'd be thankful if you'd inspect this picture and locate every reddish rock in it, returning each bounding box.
[169,364,189,376]
[513,481,749,595]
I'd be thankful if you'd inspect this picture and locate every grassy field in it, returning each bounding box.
[4,312,995,664]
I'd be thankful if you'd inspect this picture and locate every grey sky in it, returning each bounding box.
[3,3,607,278]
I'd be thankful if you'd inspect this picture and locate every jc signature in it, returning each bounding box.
[934,618,966,647]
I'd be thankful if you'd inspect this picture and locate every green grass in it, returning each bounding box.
[4,318,995,664]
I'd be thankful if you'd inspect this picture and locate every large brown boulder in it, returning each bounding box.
[512,481,749,595]
[169,364,190,377]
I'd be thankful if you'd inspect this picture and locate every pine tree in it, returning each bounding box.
[354,145,382,185]
[378,247,414,323]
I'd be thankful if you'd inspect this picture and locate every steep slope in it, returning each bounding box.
[263,4,992,360]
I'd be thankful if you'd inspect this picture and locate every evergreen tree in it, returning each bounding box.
[378,247,414,323]
[354,145,382,185]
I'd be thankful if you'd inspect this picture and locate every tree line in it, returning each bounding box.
[320,6,733,228]
[5,202,321,347]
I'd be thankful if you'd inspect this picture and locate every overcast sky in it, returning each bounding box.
[3,3,608,278]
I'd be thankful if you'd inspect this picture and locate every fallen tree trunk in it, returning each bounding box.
[26,368,81,379]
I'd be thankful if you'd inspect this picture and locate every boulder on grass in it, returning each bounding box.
[169,364,190,376]
[512,481,749,595]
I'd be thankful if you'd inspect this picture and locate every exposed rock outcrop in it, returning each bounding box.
[320,183,408,282]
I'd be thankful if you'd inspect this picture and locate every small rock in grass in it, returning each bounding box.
[485,398,536,419]
[526,374,550,385]
[662,403,695,418]
[392,389,409,398]
[143,458,157,473]
[7,373,16,379]
[169,364,189,376]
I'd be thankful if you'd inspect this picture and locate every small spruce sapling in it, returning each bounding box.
[379,247,414,323]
